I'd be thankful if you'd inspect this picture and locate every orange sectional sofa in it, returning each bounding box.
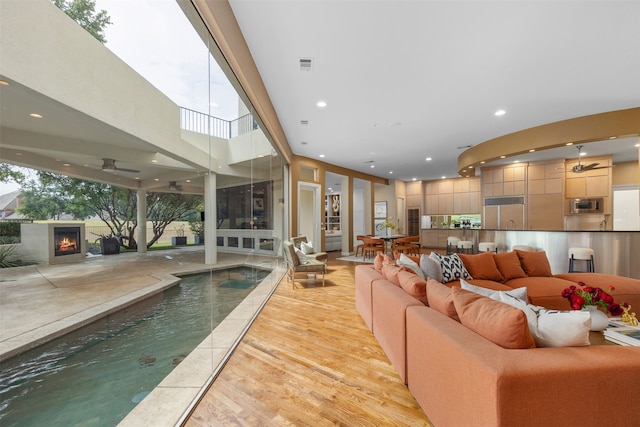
[354,251,640,426]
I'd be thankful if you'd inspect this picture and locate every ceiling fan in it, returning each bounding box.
[569,145,614,174]
[167,181,183,192]
[101,158,140,173]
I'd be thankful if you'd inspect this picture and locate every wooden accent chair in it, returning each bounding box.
[282,240,326,288]
[392,236,421,256]
[362,237,385,261]
[355,235,372,257]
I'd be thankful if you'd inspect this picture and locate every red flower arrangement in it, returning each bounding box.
[561,282,623,316]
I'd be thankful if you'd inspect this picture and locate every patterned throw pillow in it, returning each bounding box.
[430,252,472,283]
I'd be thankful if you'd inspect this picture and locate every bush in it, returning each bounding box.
[0,245,22,268]
[0,221,21,236]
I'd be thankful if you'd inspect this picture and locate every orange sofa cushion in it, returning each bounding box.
[426,278,459,321]
[452,287,536,349]
[382,263,407,286]
[398,270,428,305]
[516,250,553,277]
[459,252,504,282]
[493,251,527,281]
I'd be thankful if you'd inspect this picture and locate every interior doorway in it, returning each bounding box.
[298,182,322,249]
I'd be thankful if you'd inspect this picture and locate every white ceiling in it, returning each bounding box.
[229,0,640,181]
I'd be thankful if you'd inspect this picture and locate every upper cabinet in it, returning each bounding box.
[482,163,526,197]
[424,177,481,215]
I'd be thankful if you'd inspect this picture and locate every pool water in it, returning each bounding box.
[0,266,269,426]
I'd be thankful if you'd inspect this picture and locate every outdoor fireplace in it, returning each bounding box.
[54,227,81,256]
[20,223,86,264]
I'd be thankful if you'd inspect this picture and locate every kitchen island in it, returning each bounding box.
[420,228,640,278]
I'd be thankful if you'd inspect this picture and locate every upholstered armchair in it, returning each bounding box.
[290,235,328,263]
[282,240,327,288]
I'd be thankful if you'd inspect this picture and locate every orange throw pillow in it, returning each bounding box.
[398,270,427,305]
[493,251,527,281]
[382,263,406,286]
[516,250,552,277]
[459,252,504,282]
[426,278,459,321]
[452,287,536,349]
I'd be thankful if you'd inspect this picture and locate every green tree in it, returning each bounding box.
[19,172,202,249]
[0,163,26,188]
[147,193,203,247]
[52,0,111,43]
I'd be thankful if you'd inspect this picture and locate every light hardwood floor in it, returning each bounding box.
[185,254,433,426]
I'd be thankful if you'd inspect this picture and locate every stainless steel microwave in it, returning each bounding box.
[569,198,604,214]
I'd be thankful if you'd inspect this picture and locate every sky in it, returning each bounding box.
[1,0,240,195]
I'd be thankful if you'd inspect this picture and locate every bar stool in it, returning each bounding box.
[456,240,474,254]
[513,245,534,252]
[446,237,460,255]
[568,247,595,273]
[478,242,497,253]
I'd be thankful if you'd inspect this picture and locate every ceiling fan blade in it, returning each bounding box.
[116,167,141,173]
[101,158,139,173]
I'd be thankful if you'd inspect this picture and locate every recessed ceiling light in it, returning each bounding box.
[425,157,432,161]
[15,152,22,156]
[316,100,327,108]
[494,109,506,116]
[462,169,467,173]
[186,179,191,183]
[635,143,640,148]
[412,178,417,181]
[566,142,574,146]
[513,160,520,163]
[500,155,506,159]
[29,113,43,118]
[0,80,9,86]
[370,165,375,168]
[609,136,617,140]
[154,178,159,181]
[389,171,393,174]
[441,176,446,179]
[63,163,70,167]
[580,151,587,156]
[319,154,325,158]
[151,159,159,163]
[480,161,485,164]
[529,149,536,152]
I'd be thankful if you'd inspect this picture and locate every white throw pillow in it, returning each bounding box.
[490,292,591,347]
[461,279,527,301]
[397,253,425,279]
[420,254,443,282]
[294,247,308,264]
[429,252,472,283]
[301,241,315,255]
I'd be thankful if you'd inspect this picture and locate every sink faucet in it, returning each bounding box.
[506,220,516,230]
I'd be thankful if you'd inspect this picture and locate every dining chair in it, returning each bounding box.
[362,237,385,261]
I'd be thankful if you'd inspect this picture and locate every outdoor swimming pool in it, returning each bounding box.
[0,266,270,426]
